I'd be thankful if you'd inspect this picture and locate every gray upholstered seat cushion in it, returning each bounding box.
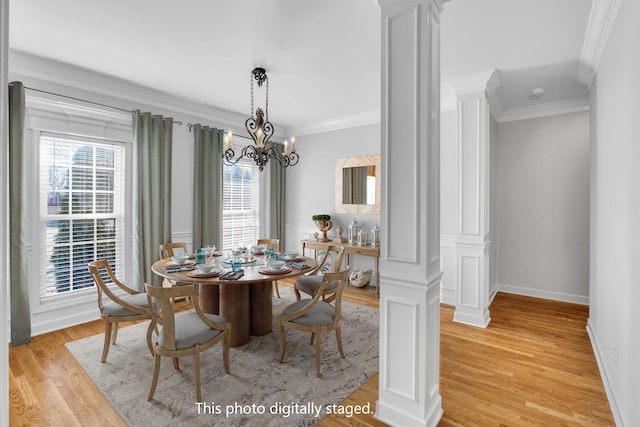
[102,293,155,316]
[281,299,335,326]
[294,276,338,296]
[159,311,227,350]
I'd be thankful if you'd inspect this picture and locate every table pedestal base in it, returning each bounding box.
[250,282,272,336]
[198,285,219,314]
[219,283,250,347]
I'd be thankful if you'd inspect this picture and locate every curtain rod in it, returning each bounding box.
[187,122,253,141]
[19,85,183,126]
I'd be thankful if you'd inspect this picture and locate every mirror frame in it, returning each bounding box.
[335,154,381,215]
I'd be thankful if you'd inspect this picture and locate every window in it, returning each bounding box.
[222,159,260,250]
[40,133,125,298]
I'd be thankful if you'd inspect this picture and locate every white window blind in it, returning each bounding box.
[222,159,260,250]
[40,133,125,297]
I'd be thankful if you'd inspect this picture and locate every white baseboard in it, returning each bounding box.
[31,306,100,337]
[498,283,589,305]
[586,319,625,426]
[440,288,456,306]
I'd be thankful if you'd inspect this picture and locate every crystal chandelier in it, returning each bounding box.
[222,67,299,171]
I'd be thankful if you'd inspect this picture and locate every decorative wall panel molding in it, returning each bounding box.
[383,296,419,400]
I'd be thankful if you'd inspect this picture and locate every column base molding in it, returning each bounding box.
[376,397,443,427]
[453,305,491,328]
[376,274,443,427]
[454,242,492,328]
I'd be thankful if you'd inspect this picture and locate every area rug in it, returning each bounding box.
[66,287,379,426]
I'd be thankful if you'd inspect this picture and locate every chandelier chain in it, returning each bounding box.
[250,72,254,118]
[265,78,269,123]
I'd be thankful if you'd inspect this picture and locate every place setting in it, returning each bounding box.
[187,262,224,278]
[165,253,196,272]
[283,250,305,262]
[259,259,292,275]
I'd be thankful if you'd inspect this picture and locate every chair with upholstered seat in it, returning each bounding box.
[257,238,281,297]
[88,260,157,363]
[277,269,350,377]
[145,283,230,402]
[294,246,345,303]
[158,242,189,287]
[159,242,190,302]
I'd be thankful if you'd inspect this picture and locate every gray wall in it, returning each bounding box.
[285,123,380,273]
[589,0,640,423]
[439,110,457,304]
[440,110,458,235]
[497,111,590,303]
[489,115,498,299]
[440,107,589,305]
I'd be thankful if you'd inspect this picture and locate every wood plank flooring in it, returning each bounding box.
[9,282,614,426]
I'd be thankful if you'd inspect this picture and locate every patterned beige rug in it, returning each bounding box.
[66,287,379,426]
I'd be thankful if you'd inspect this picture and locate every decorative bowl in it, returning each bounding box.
[267,260,286,270]
[172,254,189,265]
[196,263,215,273]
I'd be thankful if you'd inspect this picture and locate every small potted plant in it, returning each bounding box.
[312,214,333,242]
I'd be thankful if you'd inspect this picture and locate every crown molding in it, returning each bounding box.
[446,69,497,95]
[288,110,380,136]
[577,0,623,88]
[8,50,288,137]
[496,98,590,123]
[378,0,444,12]
[446,69,503,120]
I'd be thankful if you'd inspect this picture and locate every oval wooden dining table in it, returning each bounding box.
[151,256,316,347]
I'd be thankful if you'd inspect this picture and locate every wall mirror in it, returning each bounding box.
[335,154,380,215]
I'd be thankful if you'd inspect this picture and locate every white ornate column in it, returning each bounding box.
[447,71,498,328]
[377,0,443,426]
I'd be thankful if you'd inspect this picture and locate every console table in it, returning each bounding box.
[301,239,380,297]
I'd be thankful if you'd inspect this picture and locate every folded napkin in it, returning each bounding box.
[165,265,196,273]
[219,270,244,280]
[287,262,311,270]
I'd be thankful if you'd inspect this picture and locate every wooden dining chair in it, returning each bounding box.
[257,238,281,297]
[88,260,156,363]
[293,246,345,303]
[277,269,350,377]
[158,242,190,302]
[158,242,188,259]
[145,283,231,402]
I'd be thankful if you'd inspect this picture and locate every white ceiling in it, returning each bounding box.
[9,0,593,131]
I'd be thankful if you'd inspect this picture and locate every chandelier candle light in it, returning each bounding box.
[222,67,300,171]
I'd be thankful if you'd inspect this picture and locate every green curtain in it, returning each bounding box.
[343,166,368,204]
[342,168,353,204]
[192,125,223,251]
[351,166,368,204]
[132,111,173,290]
[268,142,286,250]
[9,81,31,345]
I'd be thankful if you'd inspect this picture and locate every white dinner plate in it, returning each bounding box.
[191,270,222,276]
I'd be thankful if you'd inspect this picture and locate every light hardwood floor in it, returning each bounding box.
[9,281,614,426]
